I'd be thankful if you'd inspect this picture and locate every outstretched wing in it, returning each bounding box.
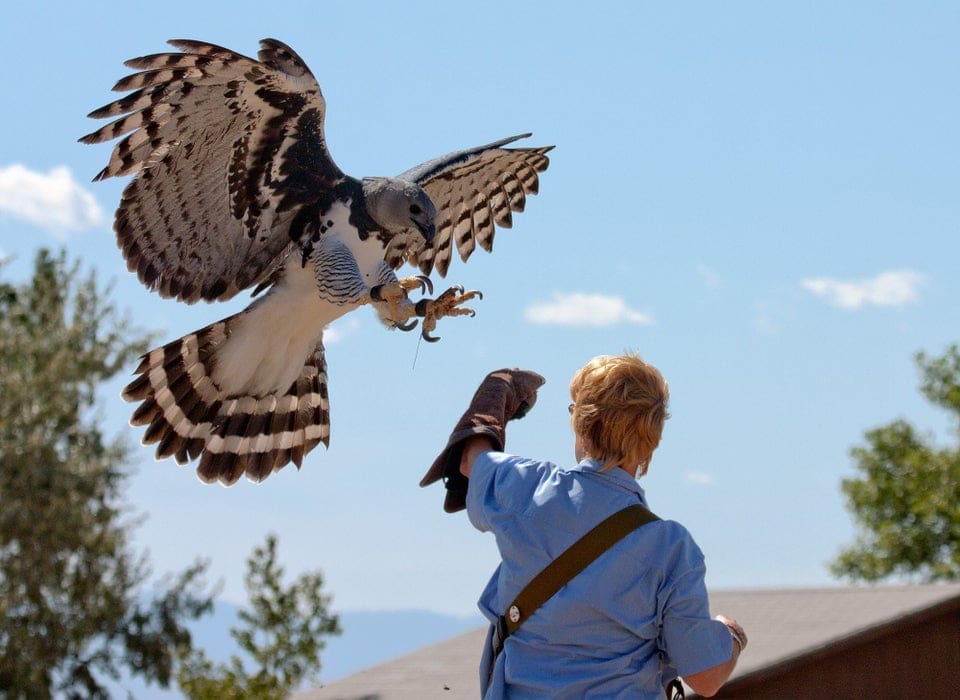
[395,134,552,277]
[80,38,343,303]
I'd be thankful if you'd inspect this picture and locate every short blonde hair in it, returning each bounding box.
[569,353,669,476]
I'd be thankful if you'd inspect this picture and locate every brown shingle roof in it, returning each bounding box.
[703,584,960,679]
[297,626,486,700]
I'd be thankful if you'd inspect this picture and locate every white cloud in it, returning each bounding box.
[684,471,714,485]
[525,292,653,327]
[0,164,104,236]
[324,317,361,344]
[801,270,923,310]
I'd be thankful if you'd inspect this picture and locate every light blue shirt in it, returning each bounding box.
[467,451,732,699]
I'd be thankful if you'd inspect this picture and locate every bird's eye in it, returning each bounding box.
[409,204,422,215]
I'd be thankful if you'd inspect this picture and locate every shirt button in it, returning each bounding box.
[508,605,521,623]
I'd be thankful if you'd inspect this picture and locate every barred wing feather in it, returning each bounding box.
[79,38,342,303]
[397,134,552,277]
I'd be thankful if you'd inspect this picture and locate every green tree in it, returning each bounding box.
[176,533,342,699]
[0,249,214,697]
[831,345,960,582]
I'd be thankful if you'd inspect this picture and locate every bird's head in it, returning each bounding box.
[362,177,436,242]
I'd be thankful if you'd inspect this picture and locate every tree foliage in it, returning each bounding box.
[176,533,342,699]
[0,249,213,697]
[831,345,960,582]
[1,249,341,698]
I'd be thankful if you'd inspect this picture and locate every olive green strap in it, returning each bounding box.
[496,503,659,643]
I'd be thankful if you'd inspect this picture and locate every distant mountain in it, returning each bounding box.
[105,604,484,698]
[320,608,485,682]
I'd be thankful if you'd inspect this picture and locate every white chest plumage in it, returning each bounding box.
[212,199,390,398]
[327,199,390,286]
[310,199,393,302]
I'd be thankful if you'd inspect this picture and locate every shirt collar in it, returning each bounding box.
[569,458,647,502]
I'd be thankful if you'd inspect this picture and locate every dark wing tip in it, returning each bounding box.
[163,38,251,61]
[489,132,533,149]
[257,38,314,80]
[166,38,215,51]
[259,37,289,50]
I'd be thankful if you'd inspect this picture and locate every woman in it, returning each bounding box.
[422,354,746,698]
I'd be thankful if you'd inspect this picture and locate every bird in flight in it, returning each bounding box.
[81,38,551,486]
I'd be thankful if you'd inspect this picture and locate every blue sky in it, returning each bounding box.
[2,0,958,632]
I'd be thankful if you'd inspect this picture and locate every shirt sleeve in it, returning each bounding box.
[658,530,733,676]
[465,451,549,533]
[465,450,499,532]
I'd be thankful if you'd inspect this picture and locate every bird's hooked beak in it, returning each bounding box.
[415,219,436,242]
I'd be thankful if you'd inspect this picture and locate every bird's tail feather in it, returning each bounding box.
[123,315,330,485]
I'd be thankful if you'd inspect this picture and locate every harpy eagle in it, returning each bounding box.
[80,38,551,485]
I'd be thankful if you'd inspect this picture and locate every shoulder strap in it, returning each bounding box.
[500,503,659,639]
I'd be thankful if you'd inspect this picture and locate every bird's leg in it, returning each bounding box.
[368,278,482,341]
[369,276,433,331]
[414,285,483,342]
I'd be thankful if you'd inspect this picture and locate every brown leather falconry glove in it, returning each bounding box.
[421,369,545,512]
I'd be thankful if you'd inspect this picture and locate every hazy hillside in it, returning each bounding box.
[106,604,484,697]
